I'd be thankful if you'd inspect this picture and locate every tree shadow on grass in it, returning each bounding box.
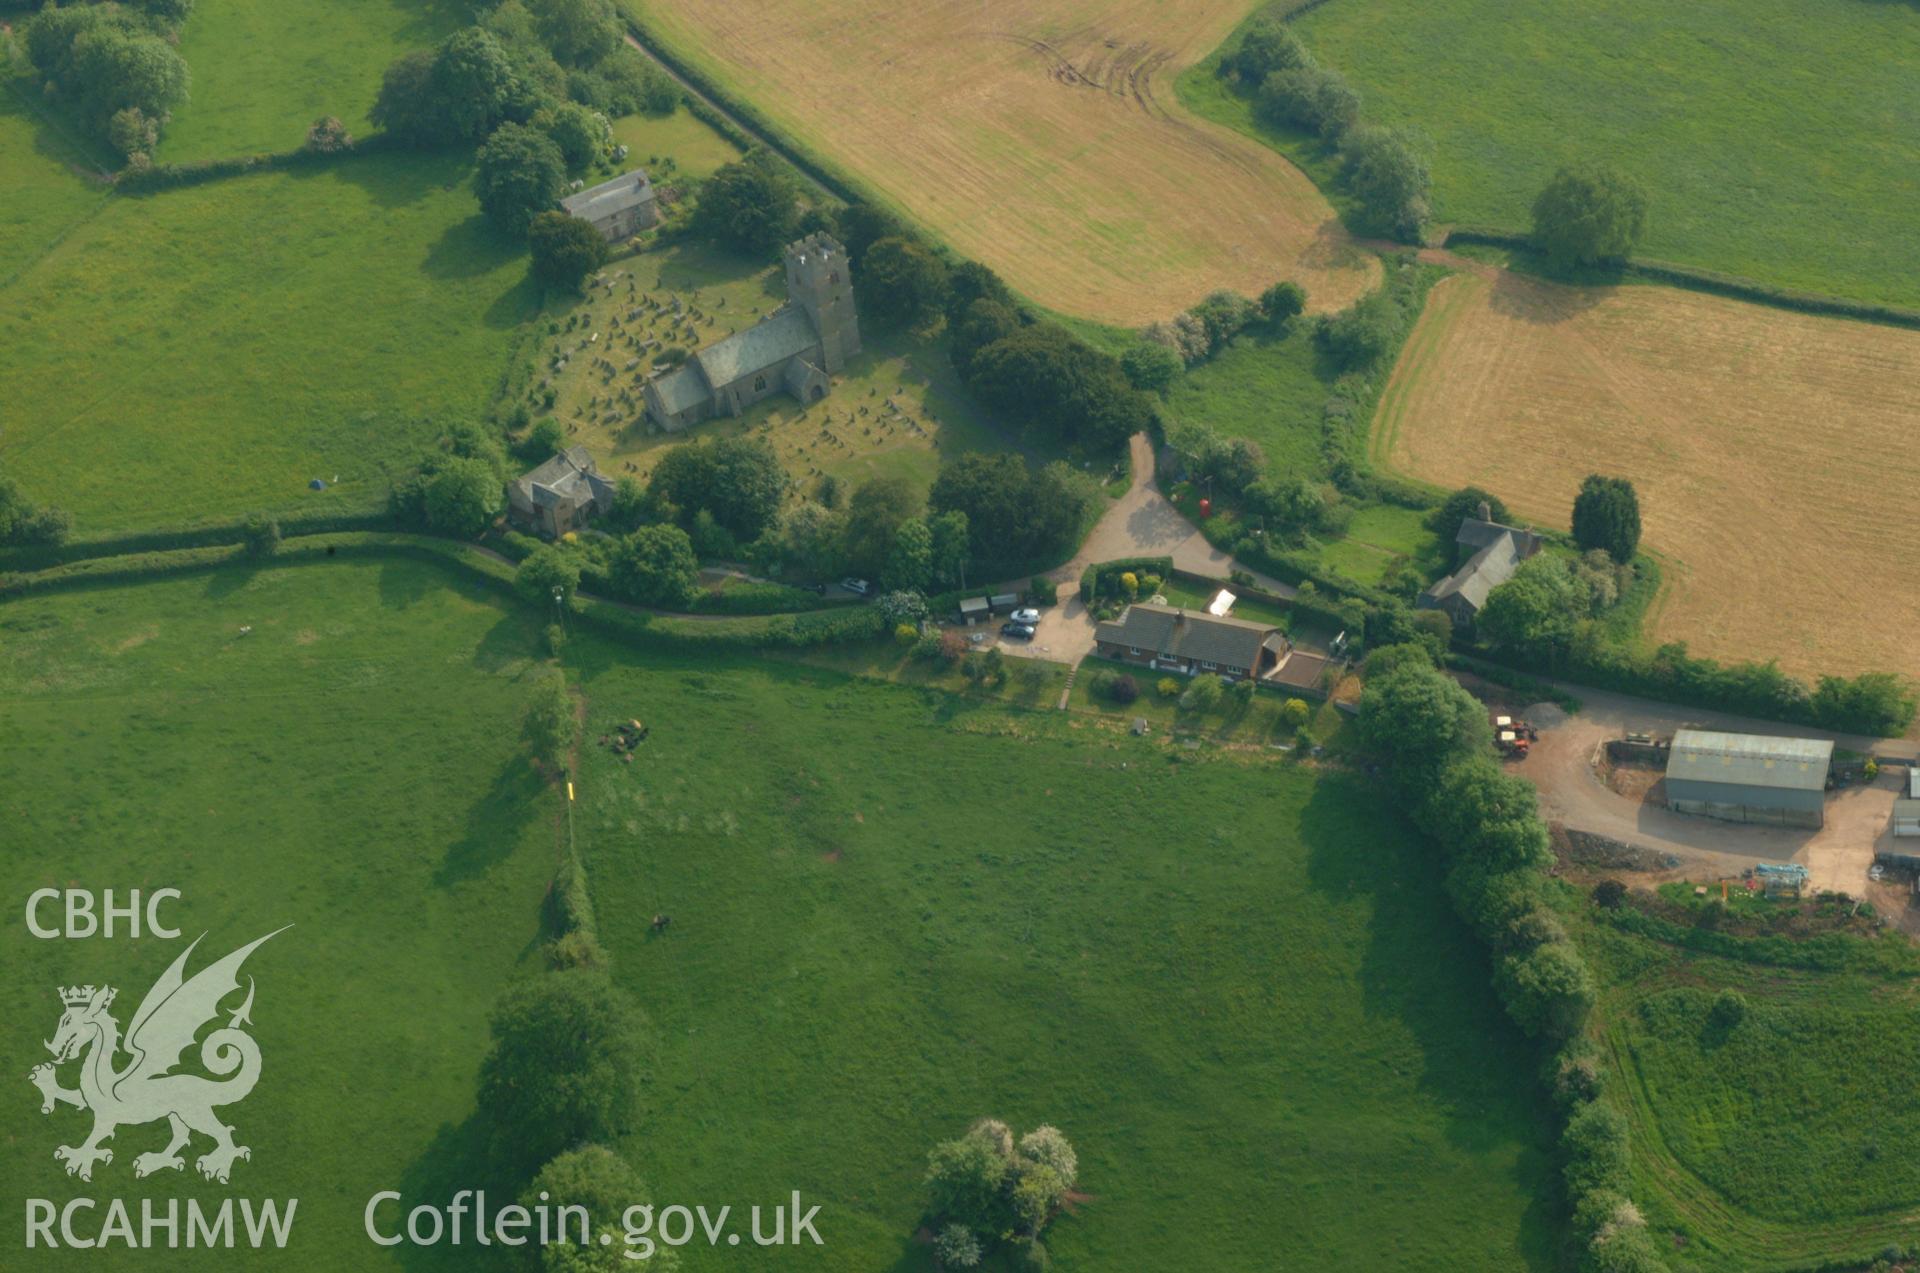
[378,557,438,609]
[1299,776,1559,1268]
[422,213,517,281]
[392,1112,521,1273]
[319,146,469,210]
[1486,263,1612,325]
[435,754,545,887]
[471,611,537,674]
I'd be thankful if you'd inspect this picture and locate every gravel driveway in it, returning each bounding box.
[997,434,1294,667]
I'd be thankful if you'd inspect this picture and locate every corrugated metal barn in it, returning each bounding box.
[1894,767,1920,839]
[1663,729,1833,829]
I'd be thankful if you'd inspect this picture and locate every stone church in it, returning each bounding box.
[643,232,861,432]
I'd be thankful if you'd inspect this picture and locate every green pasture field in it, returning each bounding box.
[1576,903,1920,1269]
[1,61,115,284]
[1162,321,1332,480]
[0,150,537,537]
[1283,0,1920,309]
[159,0,467,163]
[0,558,557,1270]
[0,549,1557,1269]
[572,645,1555,1270]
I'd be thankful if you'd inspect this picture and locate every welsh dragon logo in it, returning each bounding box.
[28,928,287,1184]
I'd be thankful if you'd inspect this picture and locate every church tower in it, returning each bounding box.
[784,232,861,374]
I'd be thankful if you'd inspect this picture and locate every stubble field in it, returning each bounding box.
[622,0,1378,324]
[1372,267,1920,685]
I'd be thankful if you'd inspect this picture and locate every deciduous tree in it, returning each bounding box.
[609,524,699,607]
[477,123,568,236]
[478,971,648,1170]
[528,211,610,292]
[1532,165,1648,268]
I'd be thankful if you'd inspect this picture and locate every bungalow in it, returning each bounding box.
[507,446,616,539]
[1094,603,1289,681]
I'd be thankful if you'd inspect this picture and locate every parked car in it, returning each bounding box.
[1010,607,1041,625]
[1000,622,1036,640]
[839,578,872,596]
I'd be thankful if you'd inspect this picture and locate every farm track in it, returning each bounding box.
[1374,267,1920,689]
[629,0,1378,323]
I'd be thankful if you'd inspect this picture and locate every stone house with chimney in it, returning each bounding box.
[643,232,861,432]
[507,445,617,539]
[1417,502,1544,629]
[559,169,659,242]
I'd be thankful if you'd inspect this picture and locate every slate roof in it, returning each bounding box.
[1457,517,1542,556]
[695,306,819,389]
[1665,729,1833,793]
[1095,603,1276,671]
[560,170,655,224]
[513,446,611,513]
[650,363,712,416]
[1421,534,1525,612]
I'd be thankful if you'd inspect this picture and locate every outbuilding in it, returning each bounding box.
[1894,768,1920,839]
[1663,729,1833,830]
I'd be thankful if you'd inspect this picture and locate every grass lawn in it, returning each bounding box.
[0,149,539,537]
[1311,503,1442,587]
[610,107,744,184]
[158,0,467,163]
[0,558,558,1269]
[569,639,1555,1270]
[1287,0,1920,309]
[1575,898,1920,1269]
[1162,319,1334,480]
[529,242,1022,501]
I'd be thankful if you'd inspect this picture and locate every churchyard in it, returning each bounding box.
[524,243,1015,498]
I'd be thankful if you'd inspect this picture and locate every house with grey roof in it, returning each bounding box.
[559,169,658,242]
[643,232,860,433]
[1417,503,1545,629]
[1663,728,1833,829]
[507,446,617,539]
[1094,603,1305,684]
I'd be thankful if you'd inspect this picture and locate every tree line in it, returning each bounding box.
[1356,649,1672,1273]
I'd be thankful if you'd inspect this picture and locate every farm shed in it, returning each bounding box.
[1663,729,1832,829]
[1895,768,1920,837]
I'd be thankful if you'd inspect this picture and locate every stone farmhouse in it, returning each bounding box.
[643,232,860,433]
[1096,603,1303,683]
[1417,503,1544,629]
[560,169,658,242]
[507,446,616,539]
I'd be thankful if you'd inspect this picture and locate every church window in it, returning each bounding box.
[753,374,767,393]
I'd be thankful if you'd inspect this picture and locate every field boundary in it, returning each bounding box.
[1441,227,1920,333]
[615,6,859,206]
[0,531,887,649]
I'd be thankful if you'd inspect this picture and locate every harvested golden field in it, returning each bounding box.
[1374,267,1920,685]
[627,0,1377,324]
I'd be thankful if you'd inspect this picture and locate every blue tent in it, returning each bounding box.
[309,478,327,491]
